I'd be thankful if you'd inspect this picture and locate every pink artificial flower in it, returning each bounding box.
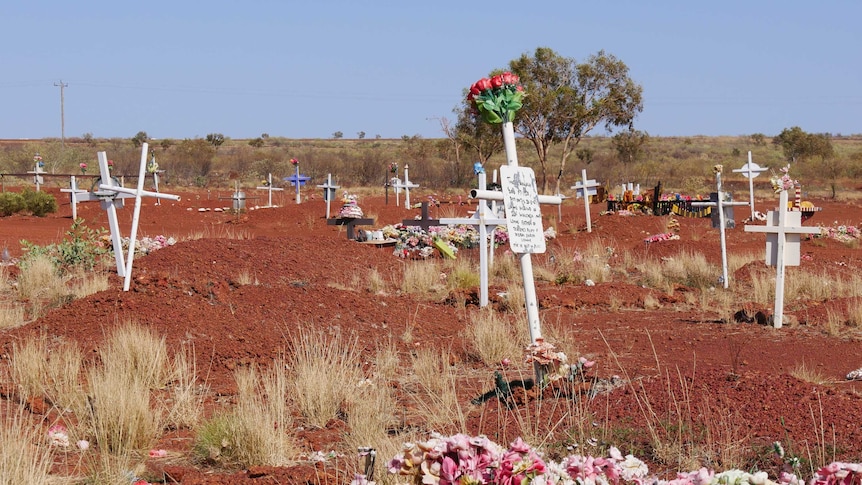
[148,449,168,458]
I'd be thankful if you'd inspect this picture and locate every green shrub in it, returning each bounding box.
[20,219,107,272]
[0,192,25,216]
[20,189,57,217]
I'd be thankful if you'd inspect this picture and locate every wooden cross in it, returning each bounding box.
[284,165,311,204]
[60,176,89,220]
[744,189,820,328]
[570,169,601,232]
[316,173,340,218]
[401,202,440,231]
[732,151,768,218]
[256,173,285,208]
[439,172,507,307]
[391,164,419,207]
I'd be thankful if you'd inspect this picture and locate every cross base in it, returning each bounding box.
[327,217,375,240]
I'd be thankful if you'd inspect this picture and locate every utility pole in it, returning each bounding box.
[55,80,68,169]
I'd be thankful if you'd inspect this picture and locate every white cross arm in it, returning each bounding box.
[744,225,821,235]
[257,185,284,191]
[470,189,562,205]
[99,184,181,201]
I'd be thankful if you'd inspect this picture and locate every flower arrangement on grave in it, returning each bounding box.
[378,430,862,485]
[147,154,159,174]
[79,162,87,174]
[338,192,364,219]
[493,226,509,248]
[290,158,299,166]
[815,223,861,243]
[389,162,398,174]
[770,164,796,193]
[34,154,44,168]
[467,72,525,124]
[101,234,177,256]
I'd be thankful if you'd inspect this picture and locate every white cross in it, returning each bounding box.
[392,164,419,207]
[691,169,749,288]
[60,176,89,220]
[255,173,284,208]
[78,144,180,291]
[27,163,46,191]
[744,189,820,328]
[439,172,507,307]
[474,124,562,348]
[316,173,340,218]
[570,169,601,232]
[732,151,768,219]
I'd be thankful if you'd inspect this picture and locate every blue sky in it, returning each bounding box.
[2,1,859,141]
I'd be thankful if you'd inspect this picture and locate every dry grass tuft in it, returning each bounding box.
[466,309,521,365]
[410,346,465,432]
[165,344,206,429]
[17,253,69,304]
[401,259,447,299]
[288,327,363,428]
[0,402,55,484]
[789,361,835,386]
[0,303,26,330]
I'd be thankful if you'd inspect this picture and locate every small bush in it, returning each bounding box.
[0,192,25,216]
[20,189,57,217]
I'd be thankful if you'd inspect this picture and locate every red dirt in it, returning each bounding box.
[2,184,862,483]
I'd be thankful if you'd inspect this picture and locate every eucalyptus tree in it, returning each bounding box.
[508,47,643,193]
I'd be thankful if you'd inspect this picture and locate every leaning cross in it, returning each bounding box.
[570,169,601,232]
[256,173,285,208]
[744,189,820,328]
[316,173,340,218]
[76,144,180,291]
[60,176,89,220]
[732,151,768,219]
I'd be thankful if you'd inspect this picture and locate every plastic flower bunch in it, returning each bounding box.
[557,446,650,485]
[387,432,504,485]
[770,165,796,193]
[495,437,547,484]
[493,226,509,248]
[467,72,525,124]
[79,162,88,174]
[809,462,862,485]
[525,339,570,384]
[47,424,70,447]
[290,158,299,166]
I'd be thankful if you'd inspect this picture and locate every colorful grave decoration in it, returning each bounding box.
[337,191,365,219]
[814,223,861,243]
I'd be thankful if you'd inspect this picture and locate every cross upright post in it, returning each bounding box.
[60,175,88,220]
[317,173,340,218]
[439,172,507,307]
[691,168,749,288]
[256,173,285,208]
[732,151,768,219]
[744,189,821,327]
[571,169,600,232]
